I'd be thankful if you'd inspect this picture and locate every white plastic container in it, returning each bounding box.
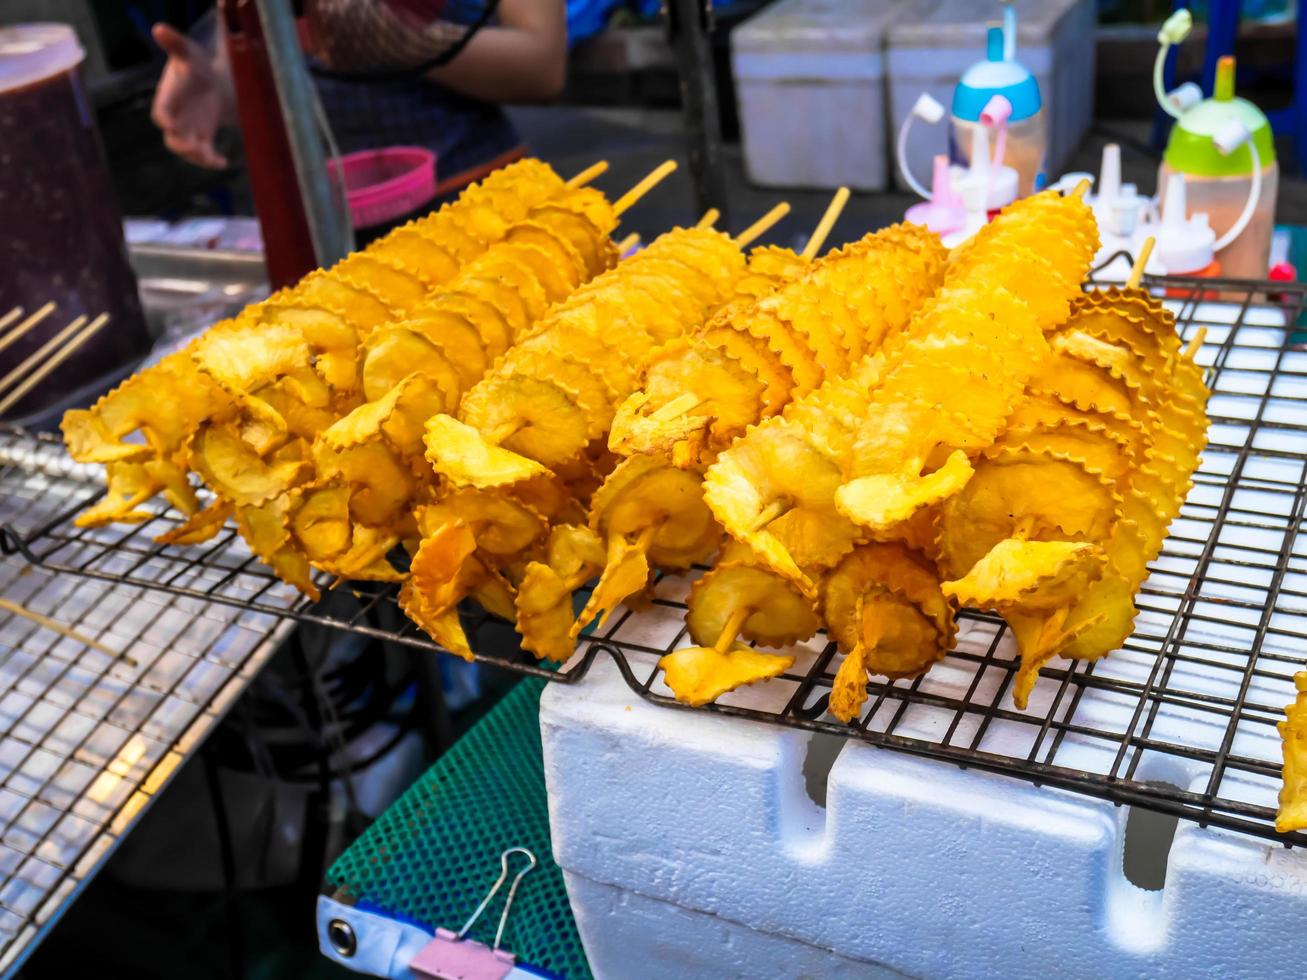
[731,0,899,191]
[887,0,1095,194]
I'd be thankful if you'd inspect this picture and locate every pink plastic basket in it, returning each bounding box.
[327,146,437,229]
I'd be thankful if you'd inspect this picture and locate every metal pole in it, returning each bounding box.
[251,0,352,267]
[667,0,730,224]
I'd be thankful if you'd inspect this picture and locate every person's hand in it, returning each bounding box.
[150,23,234,170]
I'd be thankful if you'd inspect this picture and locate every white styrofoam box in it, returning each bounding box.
[731,0,902,191]
[542,653,1307,980]
[541,299,1307,978]
[887,0,1096,192]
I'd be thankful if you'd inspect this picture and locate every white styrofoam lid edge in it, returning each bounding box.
[0,24,85,94]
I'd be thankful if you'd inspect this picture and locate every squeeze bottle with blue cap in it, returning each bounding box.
[950,8,1046,196]
[1154,11,1278,279]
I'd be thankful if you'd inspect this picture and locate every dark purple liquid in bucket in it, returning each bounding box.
[0,66,150,420]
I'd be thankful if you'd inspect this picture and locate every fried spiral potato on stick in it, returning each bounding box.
[583,212,948,657]
[1278,672,1307,834]
[62,159,588,528]
[940,245,1210,707]
[678,187,1098,710]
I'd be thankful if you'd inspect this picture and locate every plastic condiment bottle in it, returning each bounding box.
[904,154,966,236]
[0,24,151,423]
[950,12,1046,196]
[1155,12,1278,279]
[1152,172,1220,277]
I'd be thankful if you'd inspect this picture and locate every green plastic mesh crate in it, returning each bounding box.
[324,678,591,979]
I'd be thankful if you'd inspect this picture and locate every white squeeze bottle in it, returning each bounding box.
[949,5,1046,196]
[1154,11,1278,278]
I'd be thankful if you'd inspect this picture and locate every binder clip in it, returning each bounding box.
[411,847,538,980]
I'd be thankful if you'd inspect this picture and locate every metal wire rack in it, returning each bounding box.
[0,432,293,975]
[3,273,1307,852]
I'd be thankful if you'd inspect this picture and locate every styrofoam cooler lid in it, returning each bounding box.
[887,0,1083,48]
[733,0,902,55]
[0,23,85,93]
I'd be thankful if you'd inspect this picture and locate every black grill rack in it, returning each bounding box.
[3,273,1307,850]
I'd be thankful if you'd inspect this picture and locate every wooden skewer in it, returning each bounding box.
[1184,326,1208,362]
[0,598,136,666]
[748,496,792,533]
[651,391,704,422]
[0,308,22,334]
[613,160,678,216]
[567,160,609,188]
[1126,237,1156,291]
[616,232,640,254]
[696,208,721,230]
[713,605,751,654]
[0,301,56,359]
[0,313,108,417]
[735,202,791,248]
[1069,178,1091,199]
[801,186,851,261]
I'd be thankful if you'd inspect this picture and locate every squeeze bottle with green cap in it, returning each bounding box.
[950,8,1046,196]
[1154,11,1278,279]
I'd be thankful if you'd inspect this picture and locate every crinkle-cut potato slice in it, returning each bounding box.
[764,285,848,378]
[458,275,531,346]
[617,255,721,310]
[73,461,160,528]
[251,386,336,442]
[495,241,576,304]
[316,524,404,582]
[573,533,654,634]
[319,372,442,457]
[1054,571,1139,662]
[1053,331,1149,402]
[590,455,719,568]
[736,308,825,395]
[659,643,795,708]
[635,338,765,447]
[698,325,795,416]
[1012,392,1149,465]
[422,488,548,557]
[61,410,152,464]
[836,450,974,532]
[686,560,820,649]
[191,424,309,507]
[362,326,463,407]
[449,201,510,245]
[942,539,1106,611]
[367,226,460,284]
[500,350,612,439]
[514,323,637,392]
[823,543,952,651]
[744,244,807,283]
[465,254,550,327]
[194,319,310,398]
[1065,289,1182,365]
[156,496,234,546]
[406,518,478,614]
[423,218,485,264]
[459,375,591,467]
[293,269,395,332]
[288,482,352,560]
[704,420,861,581]
[404,311,489,388]
[1034,352,1134,418]
[542,294,660,359]
[527,204,609,275]
[937,449,1120,580]
[424,414,550,488]
[516,562,578,661]
[1277,672,1307,833]
[236,496,319,600]
[939,250,1071,332]
[437,291,512,360]
[996,420,1132,485]
[831,591,943,708]
[316,441,415,527]
[505,223,587,286]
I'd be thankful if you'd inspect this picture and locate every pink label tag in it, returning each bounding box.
[410,928,517,980]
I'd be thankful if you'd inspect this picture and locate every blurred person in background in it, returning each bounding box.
[150,0,566,201]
